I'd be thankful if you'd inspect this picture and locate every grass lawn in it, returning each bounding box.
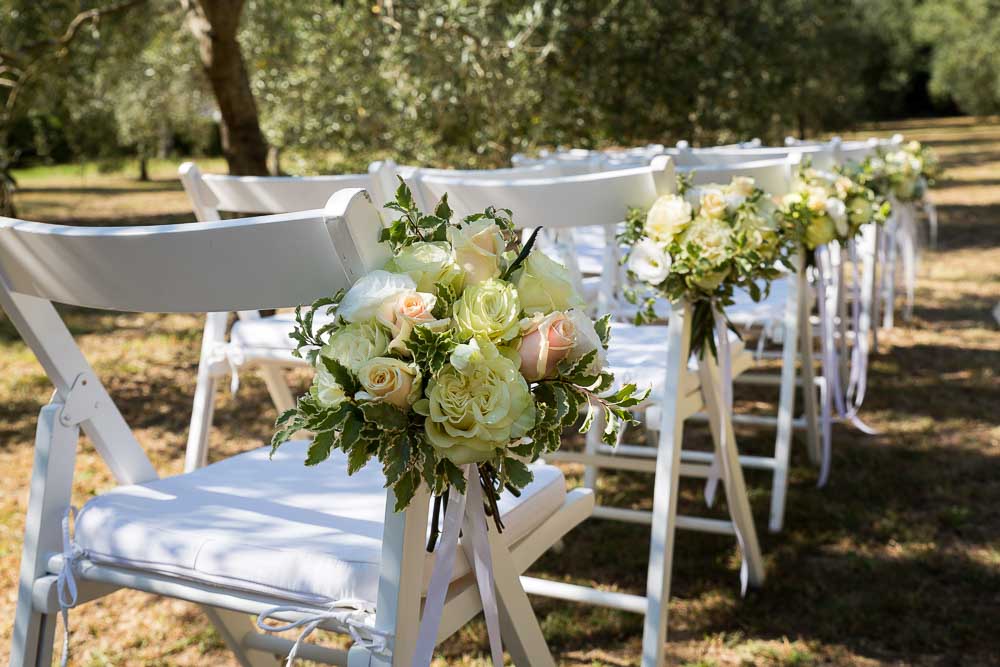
[2,118,999,666]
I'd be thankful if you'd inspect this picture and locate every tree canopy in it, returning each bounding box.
[0,0,980,175]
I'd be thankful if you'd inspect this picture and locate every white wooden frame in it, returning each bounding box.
[178,162,384,471]
[2,189,588,666]
[407,158,766,666]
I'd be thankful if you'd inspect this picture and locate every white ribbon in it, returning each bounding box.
[207,341,247,394]
[701,306,749,595]
[57,506,83,667]
[255,600,391,666]
[815,245,879,487]
[412,465,503,666]
[702,302,730,507]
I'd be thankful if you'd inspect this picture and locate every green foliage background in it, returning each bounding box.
[1,0,989,173]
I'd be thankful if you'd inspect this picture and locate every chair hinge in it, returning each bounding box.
[58,372,102,427]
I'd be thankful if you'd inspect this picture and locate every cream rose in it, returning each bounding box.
[515,250,586,315]
[448,219,505,284]
[518,311,576,381]
[806,186,829,213]
[385,241,464,294]
[627,237,671,284]
[731,176,756,197]
[699,189,728,219]
[355,357,421,410]
[683,215,733,265]
[835,176,854,199]
[644,194,692,244]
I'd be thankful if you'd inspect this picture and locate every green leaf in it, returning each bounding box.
[322,357,360,395]
[305,430,336,466]
[594,313,612,349]
[503,458,533,490]
[433,193,453,222]
[359,400,409,431]
[500,226,543,280]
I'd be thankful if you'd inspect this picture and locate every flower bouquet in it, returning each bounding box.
[849,140,940,203]
[778,166,891,251]
[271,180,647,532]
[617,175,792,356]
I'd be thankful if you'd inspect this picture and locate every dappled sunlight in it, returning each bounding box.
[2,119,999,664]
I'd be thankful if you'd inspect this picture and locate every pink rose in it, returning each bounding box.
[377,290,442,354]
[518,312,577,381]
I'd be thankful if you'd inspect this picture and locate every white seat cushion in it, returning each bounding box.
[74,441,566,606]
[230,312,298,350]
[604,322,747,400]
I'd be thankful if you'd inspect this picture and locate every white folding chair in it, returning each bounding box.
[407,157,766,667]
[2,189,593,666]
[178,163,392,471]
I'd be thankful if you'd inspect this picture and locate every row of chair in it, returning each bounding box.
[4,133,921,666]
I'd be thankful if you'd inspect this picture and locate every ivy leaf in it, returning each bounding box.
[409,325,457,376]
[433,194,453,222]
[321,357,360,395]
[360,401,408,432]
[594,313,612,349]
[503,457,533,490]
[305,429,336,466]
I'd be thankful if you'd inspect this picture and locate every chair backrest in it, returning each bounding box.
[0,189,388,314]
[179,162,383,221]
[670,143,836,171]
[0,188,424,654]
[407,155,675,226]
[679,155,801,197]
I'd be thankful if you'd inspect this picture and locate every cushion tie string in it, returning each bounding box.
[255,599,391,666]
[207,342,246,394]
[57,505,83,667]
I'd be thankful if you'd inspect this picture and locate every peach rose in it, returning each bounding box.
[518,312,577,381]
[377,290,442,354]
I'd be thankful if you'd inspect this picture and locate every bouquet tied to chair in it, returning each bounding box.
[268,180,646,664]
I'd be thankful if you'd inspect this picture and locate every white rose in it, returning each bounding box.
[806,186,829,213]
[825,197,849,237]
[835,176,853,199]
[448,219,505,284]
[644,194,692,244]
[313,365,348,408]
[338,270,416,323]
[725,193,746,211]
[627,238,671,284]
[320,321,389,374]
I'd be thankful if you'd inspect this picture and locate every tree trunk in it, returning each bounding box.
[138,155,149,181]
[180,0,268,176]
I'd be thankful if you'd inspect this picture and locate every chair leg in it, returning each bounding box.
[201,607,281,667]
[798,279,821,466]
[261,365,296,414]
[11,404,78,667]
[769,273,801,533]
[882,221,897,330]
[185,312,228,472]
[641,302,691,667]
[582,410,603,490]
[490,534,556,667]
[698,357,766,588]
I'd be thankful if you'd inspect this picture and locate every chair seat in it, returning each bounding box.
[605,322,749,400]
[727,276,805,327]
[73,441,566,607]
[230,312,322,355]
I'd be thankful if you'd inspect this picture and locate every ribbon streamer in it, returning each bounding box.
[412,465,503,666]
[700,307,749,594]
